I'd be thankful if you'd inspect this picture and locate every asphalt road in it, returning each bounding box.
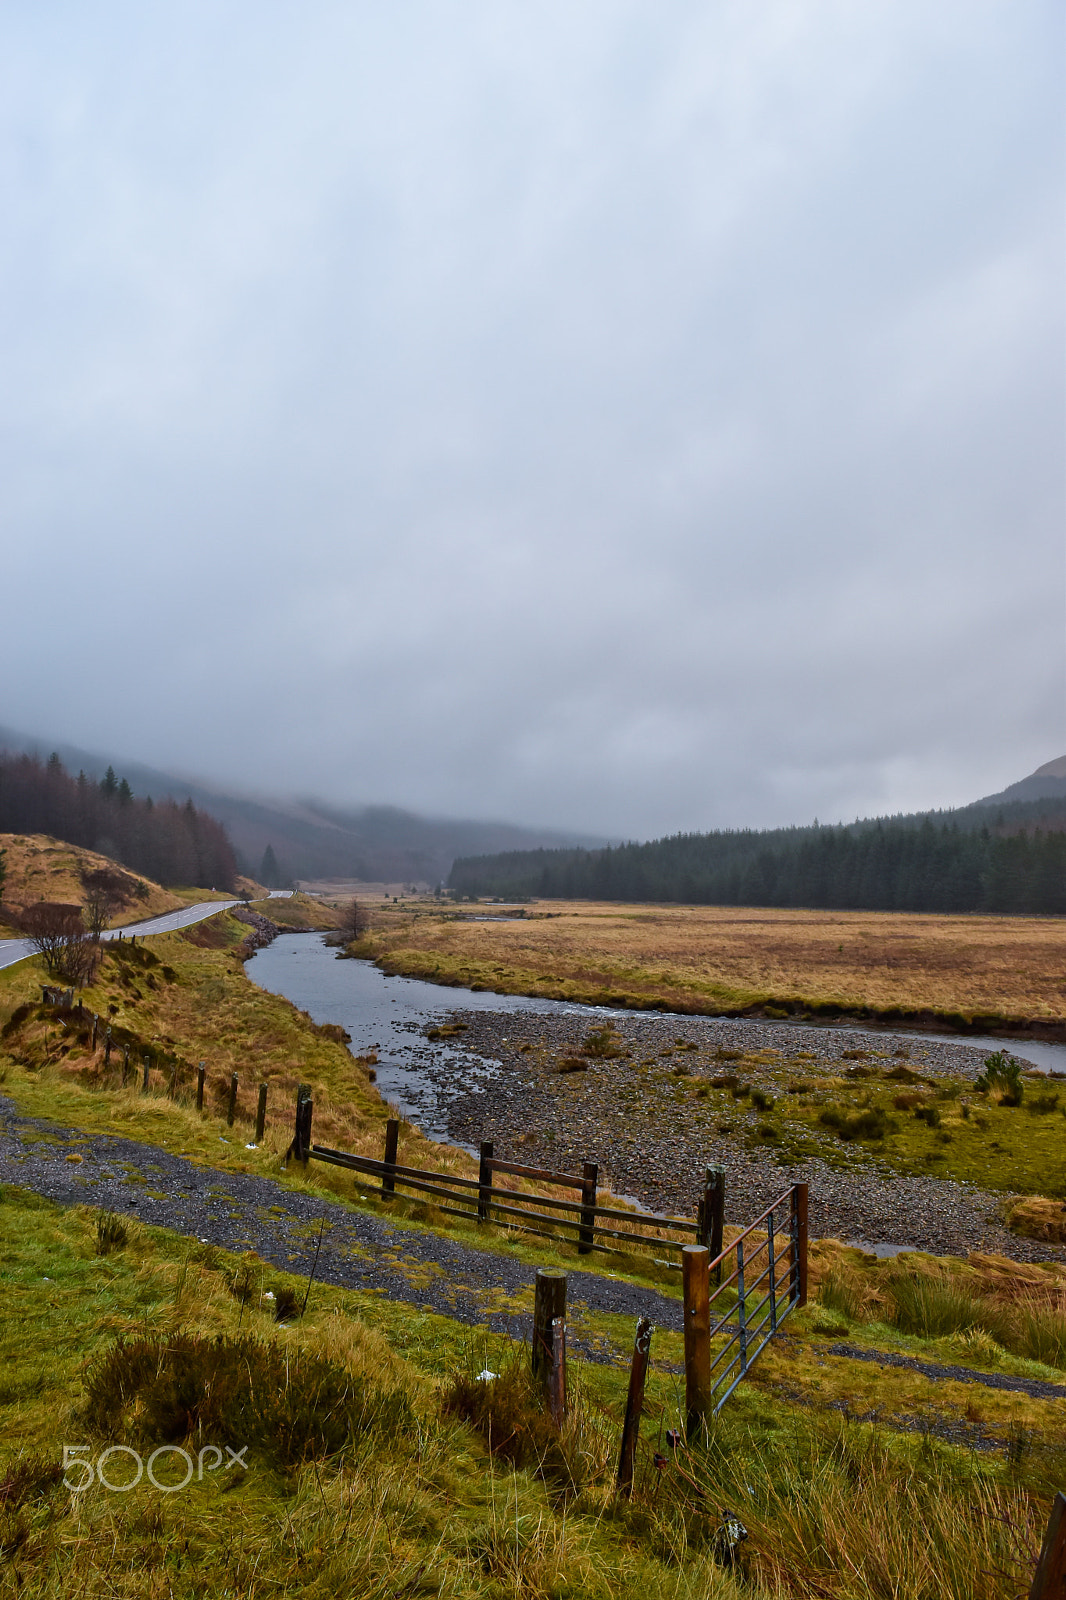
[0,890,293,972]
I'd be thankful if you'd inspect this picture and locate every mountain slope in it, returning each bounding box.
[974,755,1066,807]
[0,725,605,885]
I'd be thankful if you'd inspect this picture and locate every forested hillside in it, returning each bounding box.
[449,803,1066,914]
[0,751,236,889]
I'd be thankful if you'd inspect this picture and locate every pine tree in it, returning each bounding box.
[100,766,118,798]
[260,844,281,887]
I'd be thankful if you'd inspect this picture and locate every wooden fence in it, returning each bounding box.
[292,1089,738,1262]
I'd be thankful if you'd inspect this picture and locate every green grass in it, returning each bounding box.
[0,1186,1060,1599]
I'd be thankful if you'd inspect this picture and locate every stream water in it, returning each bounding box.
[247,933,1066,1150]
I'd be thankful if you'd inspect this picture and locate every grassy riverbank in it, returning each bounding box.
[1,1185,1063,1600]
[354,899,1066,1036]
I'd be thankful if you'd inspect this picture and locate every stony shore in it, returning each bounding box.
[413,1008,1065,1266]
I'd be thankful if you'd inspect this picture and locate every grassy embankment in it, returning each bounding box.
[0,832,241,935]
[1,1185,1064,1600]
[357,898,1066,1036]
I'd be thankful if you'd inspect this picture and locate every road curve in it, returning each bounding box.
[0,890,294,973]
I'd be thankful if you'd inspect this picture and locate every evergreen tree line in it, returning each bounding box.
[448,809,1066,915]
[0,750,237,892]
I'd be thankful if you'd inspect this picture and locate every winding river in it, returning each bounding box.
[247,934,1066,1149]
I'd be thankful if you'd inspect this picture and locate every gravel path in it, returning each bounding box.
[0,1094,682,1363]
[414,1009,1065,1266]
[824,1342,1066,1401]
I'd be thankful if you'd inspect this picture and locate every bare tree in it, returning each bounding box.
[81,866,131,940]
[326,898,368,947]
[19,902,99,985]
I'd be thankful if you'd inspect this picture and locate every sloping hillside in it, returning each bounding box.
[0,833,197,932]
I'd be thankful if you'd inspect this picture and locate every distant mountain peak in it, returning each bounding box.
[975,754,1066,807]
[1032,755,1066,780]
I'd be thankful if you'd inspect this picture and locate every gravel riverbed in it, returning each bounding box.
[406,1008,1065,1266]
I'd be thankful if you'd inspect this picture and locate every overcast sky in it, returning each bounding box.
[1,2,1062,839]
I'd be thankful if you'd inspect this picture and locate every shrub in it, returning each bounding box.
[581,1025,623,1059]
[1026,1093,1060,1115]
[914,1105,942,1128]
[820,1105,893,1140]
[95,1212,128,1256]
[80,1333,413,1468]
[751,1090,775,1113]
[975,1051,1024,1106]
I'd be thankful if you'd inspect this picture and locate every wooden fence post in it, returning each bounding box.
[578,1161,598,1254]
[549,1317,567,1424]
[121,1045,130,1087]
[91,1014,98,1051]
[532,1269,567,1395]
[1030,1491,1066,1599]
[616,1316,653,1497]
[792,1182,809,1308]
[227,1073,239,1127]
[104,1027,111,1067]
[477,1140,494,1223]
[168,1062,178,1099]
[382,1118,400,1197]
[682,1244,711,1445]
[255,1083,267,1144]
[291,1085,313,1163]
[196,1063,205,1112]
[141,1054,150,1092]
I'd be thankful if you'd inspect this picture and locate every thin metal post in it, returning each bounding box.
[793,1182,809,1307]
[196,1063,205,1111]
[122,1045,130,1086]
[768,1210,778,1333]
[704,1165,725,1285]
[255,1083,267,1144]
[227,1072,238,1127]
[104,1027,111,1066]
[736,1237,748,1371]
[141,1053,150,1092]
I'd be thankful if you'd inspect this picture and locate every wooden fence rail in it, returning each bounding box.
[295,1097,733,1260]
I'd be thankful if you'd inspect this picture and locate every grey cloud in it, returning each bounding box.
[1,2,1062,840]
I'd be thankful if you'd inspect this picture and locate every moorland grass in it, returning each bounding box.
[0,1186,1060,1600]
[356,897,1066,1030]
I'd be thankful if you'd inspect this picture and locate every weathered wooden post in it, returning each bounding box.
[578,1160,598,1254]
[701,1166,725,1285]
[227,1072,238,1127]
[616,1316,653,1497]
[121,1045,130,1087]
[477,1140,494,1223]
[255,1084,267,1144]
[791,1182,809,1307]
[292,1084,313,1164]
[168,1062,178,1099]
[532,1268,567,1396]
[196,1062,206,1112]
[90,1014,98,1051]
[382,1117,399,1197]
[141,1053,150,1092]
[1030,1490,1066,1598]
[682,1244,711,1445]
[104,1027,112,1067]
[549,1316,567,1424]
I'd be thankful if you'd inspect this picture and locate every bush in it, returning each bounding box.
[914,1105,941,1128]
[95,1213,128,1256]
[80,1333,413,1469]
[751,1089,775,1112]
[975,1051,1024,1106]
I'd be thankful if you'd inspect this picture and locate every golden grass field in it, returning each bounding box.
[361,899,1066,1029]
